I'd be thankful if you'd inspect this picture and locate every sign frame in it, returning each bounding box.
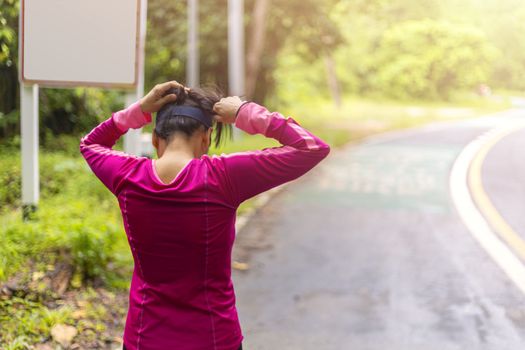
[19,0,141,89]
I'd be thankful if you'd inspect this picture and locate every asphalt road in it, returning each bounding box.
[232,110,525,350]
[482,127,525,243]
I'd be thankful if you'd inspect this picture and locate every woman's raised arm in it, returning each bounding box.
[214,99,331,207]
[79,81,180,195]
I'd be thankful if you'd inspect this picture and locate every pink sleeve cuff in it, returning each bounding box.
[113,100,152,133]
[234,102,272,135]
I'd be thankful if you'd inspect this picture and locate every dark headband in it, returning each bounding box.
[156,105,213,128]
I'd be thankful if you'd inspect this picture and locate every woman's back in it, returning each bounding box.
[80,95,330,350]
[120,155,240,350]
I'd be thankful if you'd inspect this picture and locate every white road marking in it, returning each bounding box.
[450,120,525,296]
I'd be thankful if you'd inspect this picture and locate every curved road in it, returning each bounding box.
[483,126,525,245]
[232,109,525,350]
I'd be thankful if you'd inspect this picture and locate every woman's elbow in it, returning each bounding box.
[79,135,91,157]
[79,137,86,152]
[317,141,331,159]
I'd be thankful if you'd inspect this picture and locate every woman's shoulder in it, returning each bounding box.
[199,153,227,170]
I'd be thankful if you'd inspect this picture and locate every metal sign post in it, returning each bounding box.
[124,92,143,156]
[124,0,148,156]
[20,83,39,220]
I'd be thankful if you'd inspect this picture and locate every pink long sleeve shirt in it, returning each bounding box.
[79,100,330,350]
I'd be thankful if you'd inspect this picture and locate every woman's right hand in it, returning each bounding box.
[213,96,244,124]
[140,80,183,114]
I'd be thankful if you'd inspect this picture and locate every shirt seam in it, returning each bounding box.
[204,167,218,350]
[123,189,147,350]
[115,159,145,196]
[208,156,239,209]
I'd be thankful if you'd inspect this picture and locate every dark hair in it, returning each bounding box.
[153,84,232,148]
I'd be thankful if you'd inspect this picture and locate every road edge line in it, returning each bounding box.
[450,123,525,295]
[469,125,525,261]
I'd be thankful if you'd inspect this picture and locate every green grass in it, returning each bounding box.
[280,93,512,135]
[0,297,74,348]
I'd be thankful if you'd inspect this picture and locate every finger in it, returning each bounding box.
[158,93,177,106]
[157,80,182,95]
[169,80,183,89]
[212,103,221,113]
[213,114,223,123]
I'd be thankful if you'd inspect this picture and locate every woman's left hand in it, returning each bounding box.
[140,81,183,114]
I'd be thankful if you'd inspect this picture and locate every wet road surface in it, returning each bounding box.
[232,110,525,350]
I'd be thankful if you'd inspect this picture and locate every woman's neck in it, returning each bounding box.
[160,138,201,160]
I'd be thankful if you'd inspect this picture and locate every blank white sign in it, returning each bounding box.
[21,0,140,88]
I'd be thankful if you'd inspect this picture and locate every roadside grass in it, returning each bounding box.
[280,93,513,135]
[0,95,512,348]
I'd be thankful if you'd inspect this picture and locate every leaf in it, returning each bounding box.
[50,324,78,347]
[232,261,249,271]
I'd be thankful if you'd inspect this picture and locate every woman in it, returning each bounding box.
[79,80,331,350]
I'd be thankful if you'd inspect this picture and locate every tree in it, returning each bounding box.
[245,0,269,100]
[0,0,20,139]
[373,20,499,100]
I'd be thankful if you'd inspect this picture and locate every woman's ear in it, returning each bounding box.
[208,127,214,144]
[203,127,213,153]
[152,131,159,149]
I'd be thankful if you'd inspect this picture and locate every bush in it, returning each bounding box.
[0,152,21,209]
[372,19,500,100]
[0,194,131,285]
[0,145,115,210]
[0,146,132,286]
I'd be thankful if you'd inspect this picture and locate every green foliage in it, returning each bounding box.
[273,1,513,105]
[477,3,525,90]
[0,297,73,348]
[0,0,344,143]
[371,20,499,100]
[0,151,21,209]
[0,0,18,67]
[0,148,110,209]
[0,0,19,117]
[271,45,330,108]
[0,287,129,348]
[0,148,132,284]
[1,0,525,141]
[0,192,129,285]
[145,0,343,102]
[39,88,124,138]
[0,108,19,139]
[145,0,189,89]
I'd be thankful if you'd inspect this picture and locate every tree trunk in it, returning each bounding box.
[324,53,342,108]
[245,0,269,100]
